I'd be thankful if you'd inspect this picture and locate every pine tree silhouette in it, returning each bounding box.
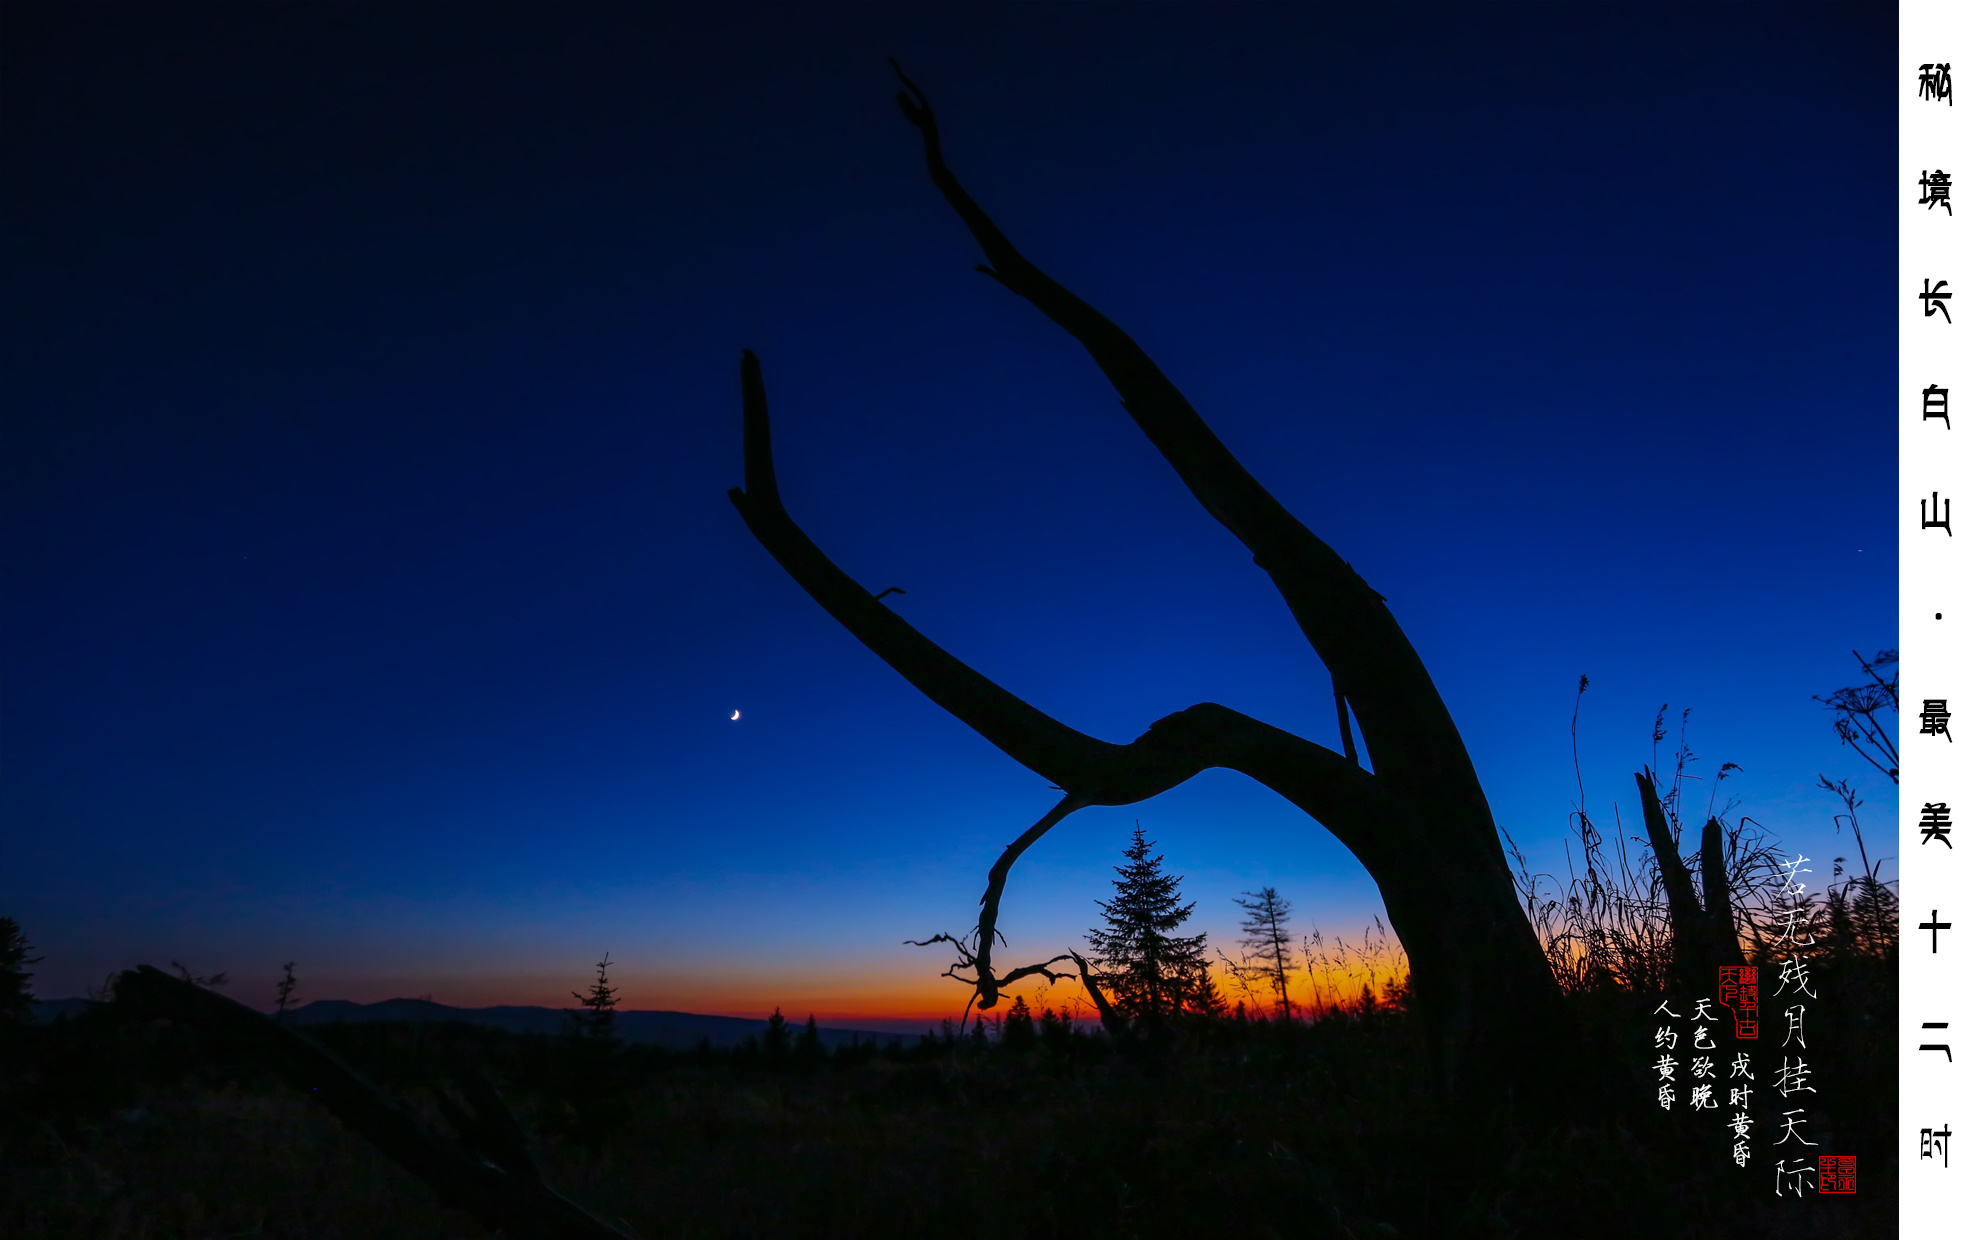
[570,953,619,1039]
[557,953,630,1162]
[0,918,43,1024]
[1085,824,1212,1027]
[794,1013,824,1070]
[1001,994,1037,1052]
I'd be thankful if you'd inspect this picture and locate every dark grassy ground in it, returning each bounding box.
[1,967,1893,1240]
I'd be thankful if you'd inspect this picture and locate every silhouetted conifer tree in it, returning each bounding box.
[1183,962,1228,1017]
[1086,825,1211,1027]
[569,953,619,1039]
[0,917,42,1024]
[795,1013,824,1070]
[1037,1003,1072,1054]
[552,953,631,1162]
[1233,887,1297,1019]
[763,1006,789,1056]
[1001,994,1036,1052]
[274,961,299,1020]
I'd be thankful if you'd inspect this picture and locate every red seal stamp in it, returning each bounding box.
[1719,964,1759,1039]
[1817,1155,1856,1193]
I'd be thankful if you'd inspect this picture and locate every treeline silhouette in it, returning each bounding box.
[0,667,1900,1238]
[2,925,1893,1239]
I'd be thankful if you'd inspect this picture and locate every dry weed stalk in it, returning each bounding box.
[1504,680,1786,995]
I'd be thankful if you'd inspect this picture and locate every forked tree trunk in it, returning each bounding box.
[727,63,1570,1106]
[1633,769,1746,999]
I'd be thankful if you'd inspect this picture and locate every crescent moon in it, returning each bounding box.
[730,709,741,721]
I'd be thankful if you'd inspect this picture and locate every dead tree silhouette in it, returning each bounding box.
[113,966,634,1240]
[1633,769,1745,998]
[728,61,1569,1104]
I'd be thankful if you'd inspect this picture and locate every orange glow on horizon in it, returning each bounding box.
[300,969,1096,1028]
[290,934,1411,1028]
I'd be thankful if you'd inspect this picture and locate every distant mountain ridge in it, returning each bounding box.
[29,995,909,1050]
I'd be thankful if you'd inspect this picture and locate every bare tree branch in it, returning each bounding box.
[727,62,1577,1104]
[1332,683,1360,767]
[968,793,1091,1006]
[113,966,634,1240]
[885,58,1480,788]
[431,1067,544,1190]
[904,932,1078,1003]
[729,348,1110,787]
[1068,949,1129,1040]
[728,360,1389,835]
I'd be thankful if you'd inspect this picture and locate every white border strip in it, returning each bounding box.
[1902,2,1971,1234]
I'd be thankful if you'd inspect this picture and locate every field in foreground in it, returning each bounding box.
[0,976,1894,1240]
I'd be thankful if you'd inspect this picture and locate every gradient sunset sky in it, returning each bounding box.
[2,2,1894,1027]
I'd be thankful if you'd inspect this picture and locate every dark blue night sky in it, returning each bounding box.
[2,2,1894,1024]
